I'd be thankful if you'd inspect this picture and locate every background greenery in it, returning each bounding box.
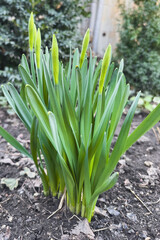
[0,0,89,84]
[116,0,160,95]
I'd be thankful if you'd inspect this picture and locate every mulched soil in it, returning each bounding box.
[0,107,160,240]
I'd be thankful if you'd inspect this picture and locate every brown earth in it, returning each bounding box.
[0,107,160,240]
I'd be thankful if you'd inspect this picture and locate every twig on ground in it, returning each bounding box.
[69,214,81,221]
[129,188,153,214]
[0,195,12,204]
[93,227,109,233]
[152,127,160,143]
[47,190,66,219]
[146,198,160,205]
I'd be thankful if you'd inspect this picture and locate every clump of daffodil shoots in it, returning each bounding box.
[0,12,160,222]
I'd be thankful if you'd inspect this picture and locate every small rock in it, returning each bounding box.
[137,136,149,143]
[8,216,13,222]
[144,161,153,167]
[146,147,154,153]
[126,212,138,222]
[34,192,40,198]
[139,231,148,239]
[107,206,120,216]
[128,229,135,234]
[119,159,126,165]
[145,238,151,240]
[1,225,6,230]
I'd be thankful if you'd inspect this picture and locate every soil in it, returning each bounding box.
[0,107,160,240]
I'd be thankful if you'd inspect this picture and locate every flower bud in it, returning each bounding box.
[99,44,112,94]
[51,34,59,85]
[28,12,34,51]
[80,29,90,68]
[34,24,37,50]
[36,28,41,69]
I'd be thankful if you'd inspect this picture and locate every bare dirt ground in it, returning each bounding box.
[0,107,160,240]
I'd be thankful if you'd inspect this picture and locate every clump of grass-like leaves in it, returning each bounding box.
[0,13,160,221]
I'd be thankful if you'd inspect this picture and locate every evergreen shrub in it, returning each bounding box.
[116,0,160,95]
[0,0,89,83]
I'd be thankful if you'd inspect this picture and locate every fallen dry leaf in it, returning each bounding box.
[31,178,42,188]
[0,158,15,165]
[71,219,95,239]
[94,206,108,217]
[1,178,19,190]
[20,167,36,178]
[16,157,33,167]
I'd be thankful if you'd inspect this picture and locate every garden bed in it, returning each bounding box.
[0,107,160,240]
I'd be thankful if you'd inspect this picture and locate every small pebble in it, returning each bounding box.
[107,206,120,216]
[34,192,40,197]
[139,231,147,239]
[127,212,138,222]
[144,161,153,167]
[146,147,154,153]
[8,216,13,222]
[128,229,135,234]
[1,225,6,230]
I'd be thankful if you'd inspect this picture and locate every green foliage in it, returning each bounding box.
[0,14,160,221]
[0,0,89,83]
[116,0,160,95]
[130,92,160,113]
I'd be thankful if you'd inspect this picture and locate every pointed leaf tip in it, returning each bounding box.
[51,34,59,85]
[28,12,34,51]
[99,44,112,94]
[80,28,90,68]
[36,28,41,69]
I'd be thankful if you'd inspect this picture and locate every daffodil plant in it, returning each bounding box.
[0,13,160,221]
